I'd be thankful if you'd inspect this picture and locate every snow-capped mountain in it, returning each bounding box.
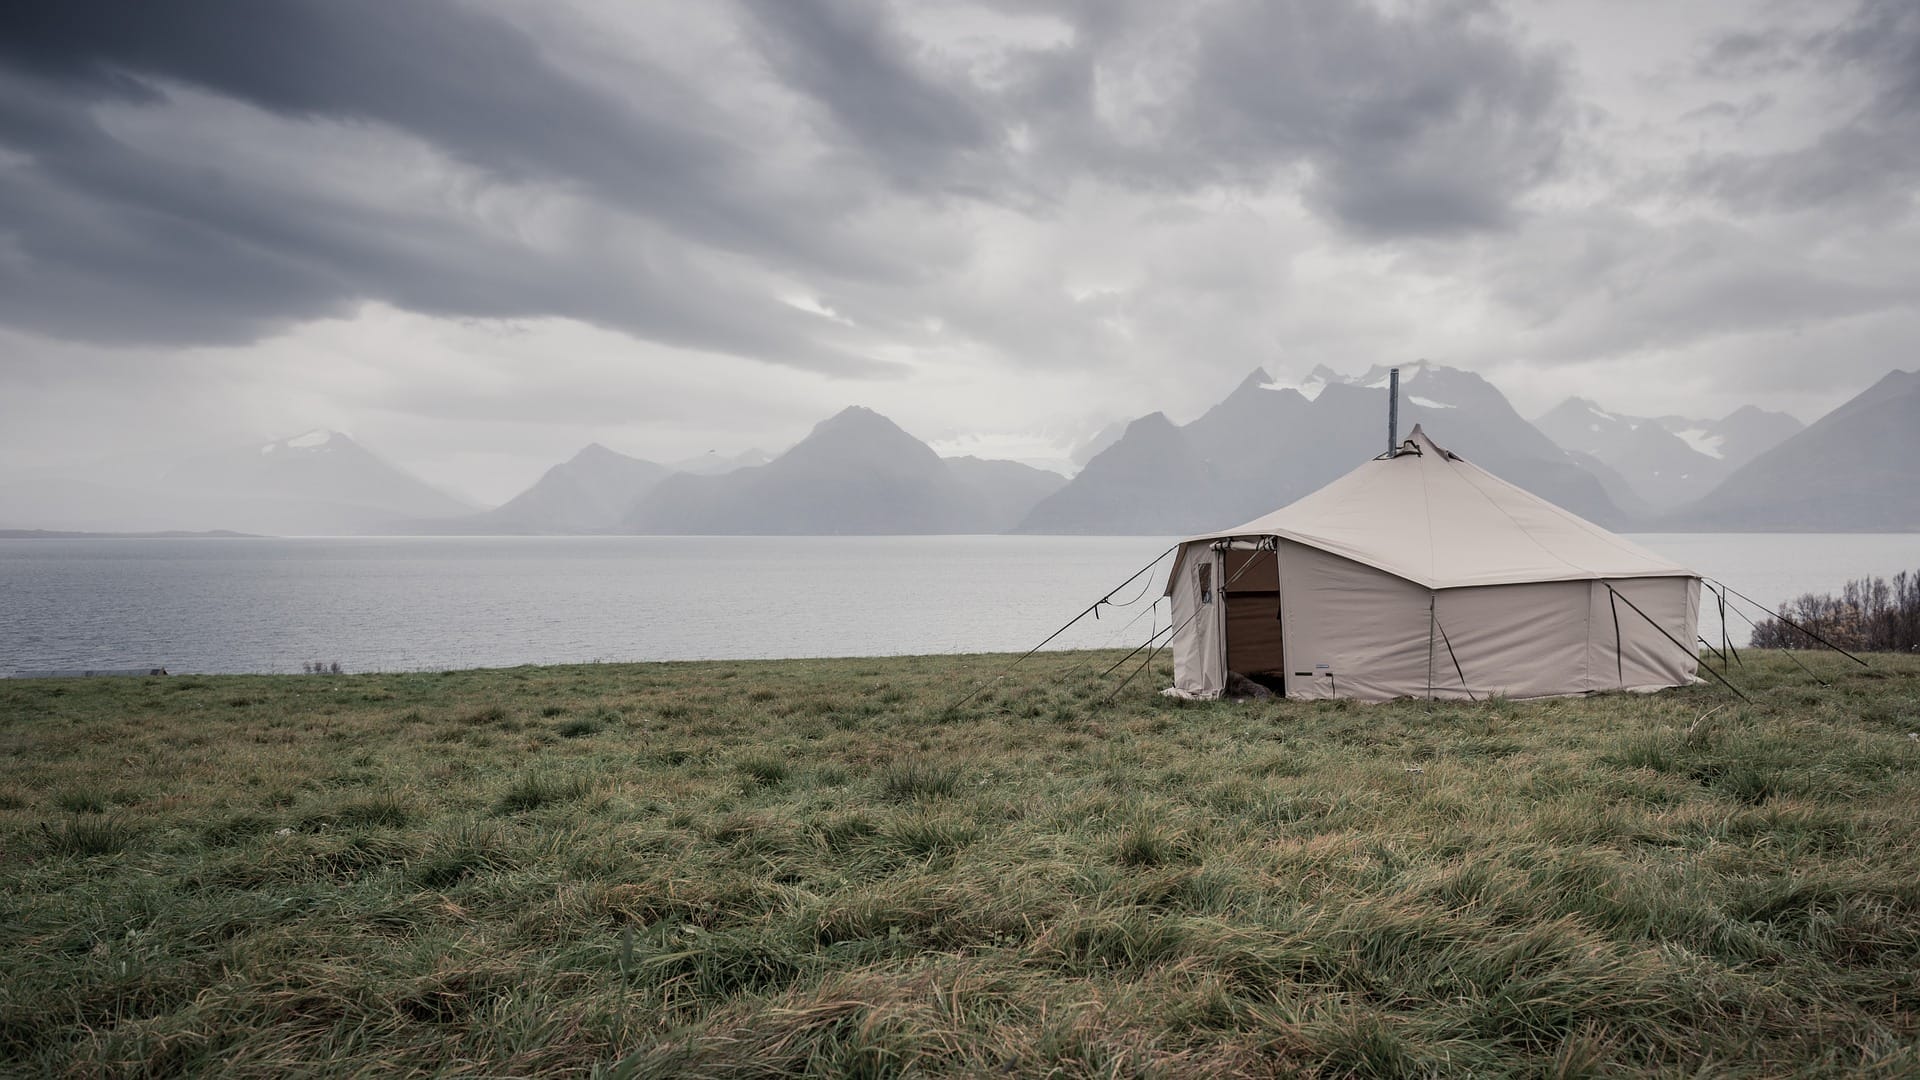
[171,430,467,510]
[1534,399,1725,511]
[1653,407,1804,472]
[1069,419,1131,469]
[1535,399,1804,511]
[1020,362,1627,534]
[1669,370,1920,530]
[156,429,474,533]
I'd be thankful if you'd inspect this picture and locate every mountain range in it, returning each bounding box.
[1662,369,1920,531]
[1,366,1911,535]
[459,443,671,534]
[0,430,475,536]
[1533,398,1803,511]
[1021,363,1627,533]
[624,407,1065,534]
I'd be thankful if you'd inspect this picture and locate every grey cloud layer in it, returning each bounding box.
[1042,0,1571,235]
[0,0,1583,365]
[754,0,1576,232]
[1691,0,1920,214]
[0,0,896,371]
[0,0,1915,456]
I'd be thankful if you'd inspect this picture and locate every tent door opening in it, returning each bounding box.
[1223,544,1285,693]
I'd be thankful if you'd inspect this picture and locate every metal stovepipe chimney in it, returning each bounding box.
[1387,367,1400,456]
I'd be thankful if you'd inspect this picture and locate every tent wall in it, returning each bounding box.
[1277,540,1435,701]
[1589,576,1700,694]
[1171,536,1699,704]
[1276,543,1699,703]
[1166,543,1228,698]
[1431,580,1593,700]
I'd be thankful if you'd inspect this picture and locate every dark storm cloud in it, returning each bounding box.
[982,0,1573,236]
[0,0,895,372]
[740,0,1002,193]
[1172,1,1569,236]
[0,88,882,372]
[0,74,350,345]
[734,0,1574,233]
[1823,0,1920,119]
[0,0,1585,362]
[1690,0,1920,215]
[0,0,845,264]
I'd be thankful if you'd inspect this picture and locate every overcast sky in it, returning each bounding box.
[1,0,1915,503]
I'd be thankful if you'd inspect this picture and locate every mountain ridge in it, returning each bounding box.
[0,429,473,535]
[1534,397,1805,512]
[4,371,1906,535]
[1021,362,1627,534]
[459,442,672,534]
[1664,369,1920,531]
[622,407,1063,535]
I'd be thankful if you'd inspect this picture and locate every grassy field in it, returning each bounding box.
[2,649,1918,1077]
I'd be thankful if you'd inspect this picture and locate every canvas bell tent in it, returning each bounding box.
[1163,426,1700,702]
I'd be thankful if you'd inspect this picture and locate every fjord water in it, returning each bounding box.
[3,534,1914,675]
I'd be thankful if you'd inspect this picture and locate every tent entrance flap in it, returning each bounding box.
[1223,546,1284,687]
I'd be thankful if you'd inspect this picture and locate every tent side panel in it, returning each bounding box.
[1167,543,1226,698]
[1431,581,1592,700]
[1590,576,1700,693]
[1278,540,1433,702]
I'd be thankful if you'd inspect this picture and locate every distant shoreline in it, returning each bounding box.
[0,528,260,540]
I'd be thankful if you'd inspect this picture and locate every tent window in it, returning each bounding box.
[1198,563,1213,605]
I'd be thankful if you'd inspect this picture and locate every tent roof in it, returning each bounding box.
[1178,426,1695,590]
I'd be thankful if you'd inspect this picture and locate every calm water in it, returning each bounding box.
[2,534,1914,675]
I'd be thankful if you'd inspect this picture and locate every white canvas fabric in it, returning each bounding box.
[1164,427,1700,702]
[1188,427,1690,589]
[1165,544,1227,699]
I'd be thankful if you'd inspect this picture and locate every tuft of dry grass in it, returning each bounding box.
[1,650,1917,1076]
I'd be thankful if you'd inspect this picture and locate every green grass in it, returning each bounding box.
[1,650,1917,1077]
